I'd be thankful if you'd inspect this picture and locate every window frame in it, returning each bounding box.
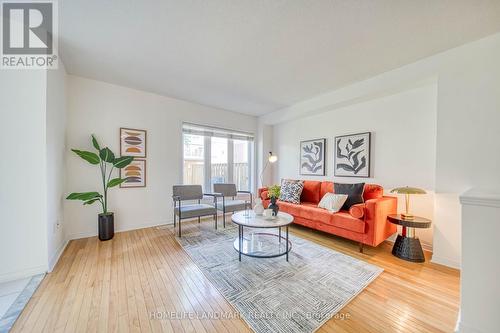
[181,123,254,192]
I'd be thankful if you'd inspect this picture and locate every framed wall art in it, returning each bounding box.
[120,128,147,158]
[334,132,370,177]
[120,159,146,188]
[300,138,326,176]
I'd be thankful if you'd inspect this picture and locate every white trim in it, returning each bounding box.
[227,138,234,184]
[460,189,500,208]
[248,140,254,192]
[0,265,47,284]
[182,122,255,141]
[66,219,172,241]
[66,215,228,241]
[431,254,461,270]
[48,239,69,272]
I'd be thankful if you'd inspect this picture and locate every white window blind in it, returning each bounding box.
[182,123,254,142]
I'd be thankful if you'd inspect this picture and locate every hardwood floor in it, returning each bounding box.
[12,220,460,333]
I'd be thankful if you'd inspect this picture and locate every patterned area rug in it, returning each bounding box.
[176,223,382,333]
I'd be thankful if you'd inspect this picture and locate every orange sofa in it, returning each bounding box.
[258,181,397,252]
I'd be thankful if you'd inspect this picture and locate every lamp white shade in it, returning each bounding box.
[268,155,278,163]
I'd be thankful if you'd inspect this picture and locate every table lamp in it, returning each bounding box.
[390,186,426,220]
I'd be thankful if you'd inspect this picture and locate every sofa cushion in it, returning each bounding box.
[328,212,366,233]
[289,202,334,223]
[334,183,365,210]
[363,184,384,201]
[276,200,304,217]
[277,201,365,234]
[279,179,304,204]
[301,180,321,203]
[320,181,334,199]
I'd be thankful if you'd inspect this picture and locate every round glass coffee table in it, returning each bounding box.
[232,211,294,261]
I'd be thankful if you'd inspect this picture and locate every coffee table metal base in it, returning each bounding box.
[235,226,291,261]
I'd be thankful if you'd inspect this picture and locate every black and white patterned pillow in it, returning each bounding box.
[279,179,304,204]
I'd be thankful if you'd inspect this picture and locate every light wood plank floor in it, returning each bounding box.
[12,220,460,333]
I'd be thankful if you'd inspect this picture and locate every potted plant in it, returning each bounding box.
[66,135,134,241]
[267,185,281,216]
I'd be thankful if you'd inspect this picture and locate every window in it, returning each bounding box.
[211,137,228,186]
[183,134,204,186]
[233,139,250,190]
[182,123,254,191]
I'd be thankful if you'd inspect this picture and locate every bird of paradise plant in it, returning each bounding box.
[66,135,134,214]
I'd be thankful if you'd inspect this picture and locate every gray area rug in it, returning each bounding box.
[176,223,382,333]
[0,274,44,333]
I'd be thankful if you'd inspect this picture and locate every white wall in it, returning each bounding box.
[46,64,68,271]
[65,76,257,239]
[272,84,437,248]
[262,31,500,269]
[0,70,49,282]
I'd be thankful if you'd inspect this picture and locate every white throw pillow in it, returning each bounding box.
[318,193,348,213]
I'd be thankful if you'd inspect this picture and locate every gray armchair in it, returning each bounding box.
[172,185,218,237]
[212,184,252,228]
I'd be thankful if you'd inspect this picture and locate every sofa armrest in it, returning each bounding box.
[258,187,269,200]
[363,196,398,246]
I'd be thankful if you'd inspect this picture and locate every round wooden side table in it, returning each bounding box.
[388,214,431,263]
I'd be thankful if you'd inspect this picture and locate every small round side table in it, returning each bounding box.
[388,214,431,263]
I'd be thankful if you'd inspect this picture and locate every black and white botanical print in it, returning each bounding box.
[300,139,326,176]
[334,132,370,177]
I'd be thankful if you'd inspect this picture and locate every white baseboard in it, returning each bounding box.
[66,219,172,241]
[48,239,69,272]
[66,212,238,240]
[66,230,99,240]
[66,215,234,240]
[0,240,71,283]
[0,265,47,284]
[431,255,461,270]
[386,239,460,269]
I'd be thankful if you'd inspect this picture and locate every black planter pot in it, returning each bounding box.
[98,213,114,241]
[269,197,279,216]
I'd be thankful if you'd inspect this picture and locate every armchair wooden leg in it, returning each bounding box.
[179,219,181,237]
[173,212,176,228]
[223,210,226,228]
[198,217,200,223]
[215,213,218,230]
[359,242,364,253]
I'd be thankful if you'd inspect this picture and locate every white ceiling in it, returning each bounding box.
[60,0,500,116]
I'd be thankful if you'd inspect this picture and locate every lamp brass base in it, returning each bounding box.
[401,213,414,220]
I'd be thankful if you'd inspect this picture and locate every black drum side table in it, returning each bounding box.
[388,214,431,263]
